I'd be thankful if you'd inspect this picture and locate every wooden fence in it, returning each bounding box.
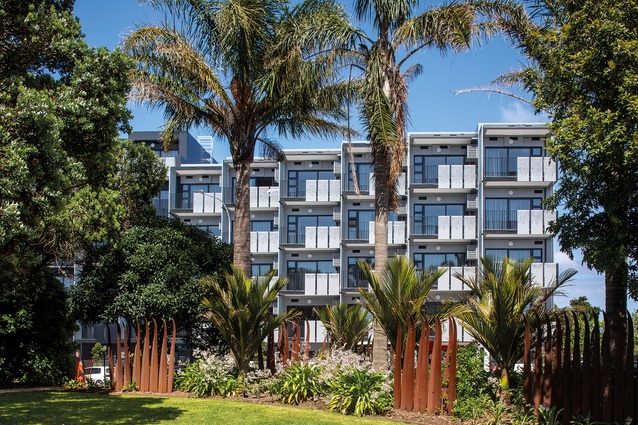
[522,312,637,424]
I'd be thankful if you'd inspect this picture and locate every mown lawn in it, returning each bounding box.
[0,391,403,425]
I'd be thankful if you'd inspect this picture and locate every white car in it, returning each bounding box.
[84,366,110,386]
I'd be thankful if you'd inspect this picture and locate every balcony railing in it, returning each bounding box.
[343,269,369,291]
[485,157,557,182]
[412,216,439,237]
[344,176,371,195]
[413,165,439,187]
[345,228,370,242]
[412,165,476,189]
[153,199,169,217]
[485,210,556,235]
[223,187,235,205]
[282,272,339,295]
[280,234,306,247]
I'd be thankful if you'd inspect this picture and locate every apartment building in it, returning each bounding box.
[135,123,557,351]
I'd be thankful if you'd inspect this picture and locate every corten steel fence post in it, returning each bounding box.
[414,317,429,413]
[427,317,443,414]
[571,312,581,417]
[158,319,168,393]
[446,317,458,415]
[400,318,416,411]
[393,323,402,409]
[601,313,612,423]
[150,318,160,392]
[167,319,176,393]
[115,323,123,391]
[123,325,131,388]
[133,320,141,387]
[141,320,151,392]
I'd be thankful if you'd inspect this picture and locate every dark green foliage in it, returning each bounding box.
[271,363,324,405]
[327,368,393,417]
[70,218,233,350]
[315,303,371,351]
[453,344,493,420]
[0,0,131,386]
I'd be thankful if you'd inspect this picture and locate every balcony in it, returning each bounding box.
[432,266,476,291]
[250,186,279,208]
[484,210,556,237]
[304,226,340,249]
[250,231,279,253]
[412,165,476,191]
[368,221,406,245]
[171,191,223,214]
[484,157,556,186]
[343,175,371,196]
[531,263,558,287]
[282,272,340,296]
[343,228,370,243]
[412,216,476,241]
[153,198,169,217]
[343,269,369,292]
[280,180,339,203]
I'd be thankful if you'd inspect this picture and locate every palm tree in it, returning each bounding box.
[125,0,351,275]
[201,266,298,373]
[448,256,575,399]
[320,0,524,365]
[357,255,443,349]
[315,303,371,351]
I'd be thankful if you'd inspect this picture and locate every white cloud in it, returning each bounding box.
[498,102,546,123]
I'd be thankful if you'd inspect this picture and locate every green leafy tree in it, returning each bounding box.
[125,0,351,276]
[449,257,575,400]
[201,266,298,373]
[315,303,371,351]
[357,255,443,349]
[491,0,638,345]
[0,0,131,385]
[70,218,233,349]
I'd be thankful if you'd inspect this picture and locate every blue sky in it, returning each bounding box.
[73,0,632,311]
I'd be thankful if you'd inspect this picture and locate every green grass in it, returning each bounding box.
[0,391,403,425]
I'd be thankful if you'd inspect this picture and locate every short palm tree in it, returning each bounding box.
[315,303,371,351]
[201,266,298,373]
[449,256,576,398]
[125,0,351,275]
[358,255,444,349]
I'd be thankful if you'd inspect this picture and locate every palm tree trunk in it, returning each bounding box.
[234,160,252,277]
[372,148,391,369]
[499,367,511,404]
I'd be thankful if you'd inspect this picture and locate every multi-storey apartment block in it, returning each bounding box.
[134,123,558,351]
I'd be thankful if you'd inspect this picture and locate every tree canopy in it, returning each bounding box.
[495,0,638,342]
[0,0,132,385]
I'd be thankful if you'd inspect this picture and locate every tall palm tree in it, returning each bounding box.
[315,303,371,351]
[125,0,351,275]
[448,257,575,398]
[322,0,524,365]
[201,266,298,372]
[358,255,443,349]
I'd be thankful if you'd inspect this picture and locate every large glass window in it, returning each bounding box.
[347,210,375,240]
[485,249,543,263]
[413,253,466,272]
[176,179,220,210]
[413,155,464,185]
[287,170,334,198]
[346,257,374,289]
[485,147,543,179]
[413,204,464,236]
[346,163,373,193]
[251,221,275,231]
[485,198,542,232]
[286,215,335,244]
[251,263,273,277]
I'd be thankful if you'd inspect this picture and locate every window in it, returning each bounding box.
[485,249,543,263]
[485,147,543,179]
[191,224,220,237]
[347,210,374,240]
[346,163,373,193]
[287,170,334,198]
[251,176,277,187]
[413,253,466,272]
[485,198,542,232]
[346,257,374,289]
[251,221,275,231]
[413,204,464,236]
[413,155,464,185]
[252,263,273,277]
[286,215,335,244]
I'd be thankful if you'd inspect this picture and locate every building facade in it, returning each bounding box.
[136,123,558,349]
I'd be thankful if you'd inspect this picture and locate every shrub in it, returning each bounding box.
[174,351,240,397]
[453,344,494,420]
[271,362,324,405]
[327,367,393,417]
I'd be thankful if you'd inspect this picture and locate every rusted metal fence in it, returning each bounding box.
[108,318,177,393]
[523,312,637,424]
[393,316,458,415]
